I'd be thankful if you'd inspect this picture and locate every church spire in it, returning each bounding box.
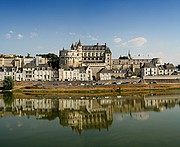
[71,43,74,49]
[128,50,132,59]
[77,39,81,46]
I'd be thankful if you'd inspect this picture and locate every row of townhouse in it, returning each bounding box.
[97,68,126,80]
[0,63,52,81]
[96,62,179,81]
[140,63,176,77]
[0,63,93,82]
[0,60,178,82]
[0,53,94,81]
[59,66,92,81]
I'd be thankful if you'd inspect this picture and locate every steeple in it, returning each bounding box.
[71,43,74,49]
[77,39,81,46]
[128,50,132,59]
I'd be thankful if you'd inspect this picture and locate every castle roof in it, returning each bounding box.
[69,40,111,53]
[82,44,111,52]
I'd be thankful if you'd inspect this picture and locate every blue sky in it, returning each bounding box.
[0,0,180,65]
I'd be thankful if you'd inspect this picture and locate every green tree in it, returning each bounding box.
[3,76,14,90]
[111,75,115,79]
[26,53,31,58]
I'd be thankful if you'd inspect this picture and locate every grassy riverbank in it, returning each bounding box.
[10,83,180,96]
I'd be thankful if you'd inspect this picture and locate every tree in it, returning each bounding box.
[26,53,31,58]
[36,53,59,69]
[111,75,115,79]
[3,76,14,90]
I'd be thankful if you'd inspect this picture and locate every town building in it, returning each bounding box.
[58,66,92,81]
[0,56,23,68]
[97,68,127,81]
[112,52,162,77]
[22,63,52,81]
[140,63,158,77]
[97,69,112,81]
[158,63,175,75]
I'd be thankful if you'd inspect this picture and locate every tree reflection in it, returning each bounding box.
[3,92,14,106]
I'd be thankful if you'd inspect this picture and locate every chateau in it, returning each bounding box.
[59,40,112,80]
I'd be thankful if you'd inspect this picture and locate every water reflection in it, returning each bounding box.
[0,93,180,134]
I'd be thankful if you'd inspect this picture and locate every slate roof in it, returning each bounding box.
[71,40,112,53]
[158,65,165,70]
[164,63,175,69]
[98,68,112,74]
[23,63,36,68]
[38,64,50,68]
[141,63,156,68]
[157,63,175,70]
[0,67,19,72]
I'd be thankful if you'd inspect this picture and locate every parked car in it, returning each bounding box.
[121,82,130,84]
[116,82,121,85]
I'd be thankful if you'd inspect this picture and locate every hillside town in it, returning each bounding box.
[0,40,180,83]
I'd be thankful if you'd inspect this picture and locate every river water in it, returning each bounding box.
[1,93,180,147]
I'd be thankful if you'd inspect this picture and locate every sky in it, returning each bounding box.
[0,0,180,65]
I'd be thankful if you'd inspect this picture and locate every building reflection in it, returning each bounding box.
[59,99,113,134]
[0,94,180,133]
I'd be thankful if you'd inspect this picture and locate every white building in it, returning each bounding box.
[97,69,112,80]
[58,66,92,81]
[0,67,23,81]
[141,63,158,77]
[22,63,52,81]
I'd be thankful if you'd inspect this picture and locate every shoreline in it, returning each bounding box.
[6,83,180,96]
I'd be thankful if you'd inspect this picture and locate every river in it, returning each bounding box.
[1,93,180,147]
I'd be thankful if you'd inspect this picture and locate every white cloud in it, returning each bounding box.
[114,37,122,44]
[87,35,98,41]
[68,32,98,41]
[5,33,12,39]
[69,32,76,36]
[36,46,44,49]
[5,30,14,39]
[9,30,14,34]
[30,32,38,38]
[123,37,147,47]
[17,34,24,40]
